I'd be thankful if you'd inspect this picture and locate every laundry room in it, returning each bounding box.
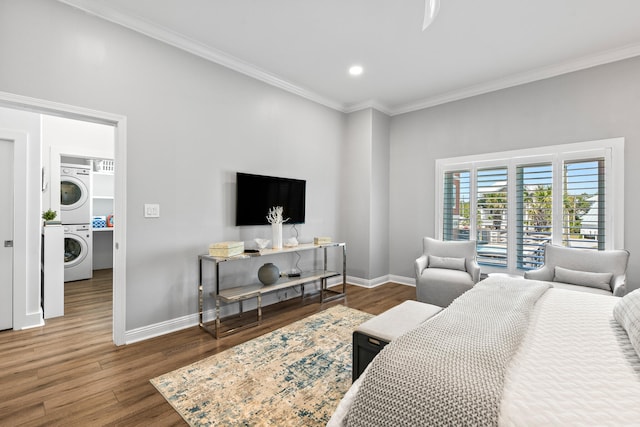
[42,115,115,284]
[0,105,118,330]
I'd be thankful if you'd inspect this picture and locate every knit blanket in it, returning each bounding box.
[345,276,551,427]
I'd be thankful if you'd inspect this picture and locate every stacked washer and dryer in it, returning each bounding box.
[60,164,93,282]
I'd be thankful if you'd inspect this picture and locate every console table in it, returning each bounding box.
[198,242,346,338]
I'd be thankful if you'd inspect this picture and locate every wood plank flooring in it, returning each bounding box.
[0,269,416,425]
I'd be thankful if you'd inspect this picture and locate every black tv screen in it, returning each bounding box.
[236,172,306,226]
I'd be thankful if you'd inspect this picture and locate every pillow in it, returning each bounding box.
[553,266,612,291]
[613,289,640,356]
[428,255,466,272]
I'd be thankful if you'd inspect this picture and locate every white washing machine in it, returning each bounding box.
[60,164,91,225]
[64,224,93,282]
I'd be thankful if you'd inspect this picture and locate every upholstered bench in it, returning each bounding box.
[352,300,443,381]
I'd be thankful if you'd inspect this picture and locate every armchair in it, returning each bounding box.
[415,237,481,307]
[523,244,630,296]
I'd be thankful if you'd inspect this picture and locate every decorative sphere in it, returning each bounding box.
[258,263,279,285]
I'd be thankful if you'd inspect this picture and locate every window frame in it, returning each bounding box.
[435,138,624,275]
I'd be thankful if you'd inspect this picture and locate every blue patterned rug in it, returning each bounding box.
[151,305,372,426]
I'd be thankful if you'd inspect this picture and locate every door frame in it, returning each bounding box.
[0,91,127,346]
[0,131,27,331]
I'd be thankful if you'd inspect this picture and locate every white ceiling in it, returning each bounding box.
[59,0,640,115]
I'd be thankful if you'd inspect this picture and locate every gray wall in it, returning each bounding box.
[342,109,372,279]
[370,110,390,280]
[389,57,640,291]
[341,108,391,282]
[0,0,346,330]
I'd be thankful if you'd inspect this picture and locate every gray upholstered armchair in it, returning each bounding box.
[415,237,481,307]
[524,244,630,296]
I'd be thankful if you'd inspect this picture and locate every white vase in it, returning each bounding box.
[272,223,282,249]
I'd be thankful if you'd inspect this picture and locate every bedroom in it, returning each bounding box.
[1,0,640,424]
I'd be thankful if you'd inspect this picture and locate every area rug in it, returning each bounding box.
[151,305,372,426]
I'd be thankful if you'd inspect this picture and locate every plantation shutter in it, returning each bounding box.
[443,171,470,241]
[476,167,508,266]
[516,164,552,270]
[562,159,605,250]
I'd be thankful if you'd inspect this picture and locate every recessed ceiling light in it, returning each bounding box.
[349,65,363,76]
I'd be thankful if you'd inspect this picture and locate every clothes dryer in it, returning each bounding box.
[60,164,91,224]
[64,224,93,282]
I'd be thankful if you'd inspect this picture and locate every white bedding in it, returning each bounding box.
[499,288,640,426]
[330,287,640,426]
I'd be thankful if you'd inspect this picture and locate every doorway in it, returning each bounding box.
[44,116,115,287]
[0,92,127,345]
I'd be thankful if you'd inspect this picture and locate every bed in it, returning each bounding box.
[329,276,640,426]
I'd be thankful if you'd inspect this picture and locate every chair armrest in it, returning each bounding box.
[468,260,481,283]
[415,255,428,279]
[612,275,627,296]
[524,265,553,281]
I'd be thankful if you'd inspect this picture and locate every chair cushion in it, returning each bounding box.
[428,255,466,272]
[553,266,612,291]
[613,289,640,356]
[421,267,475,285]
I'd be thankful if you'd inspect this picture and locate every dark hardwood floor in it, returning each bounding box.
[0,269,415,425]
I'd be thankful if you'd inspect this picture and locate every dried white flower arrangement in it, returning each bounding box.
[266,206,289,225]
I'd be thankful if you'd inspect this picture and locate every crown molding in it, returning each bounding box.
[56,1,640,117]
[57,0,346,112]
[343,100,393,116]
[390,42,640,116]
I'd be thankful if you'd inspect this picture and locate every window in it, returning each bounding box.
[516,164,552,269]
[443,171,470,241]
[476,168,508,267]
[562,159,605,250]
[436,138,624,274]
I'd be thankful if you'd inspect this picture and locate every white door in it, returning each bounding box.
[0,139,13,330]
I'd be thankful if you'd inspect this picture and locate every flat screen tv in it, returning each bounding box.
[236,172,306,226]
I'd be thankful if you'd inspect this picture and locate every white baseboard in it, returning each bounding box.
[388,275,415,287]
[125,313,199,344]
[347,274,415,288]
[124,275,416,344]
[346,275,389,288]
[19,310,45,330]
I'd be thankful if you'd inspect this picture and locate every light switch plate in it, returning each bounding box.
[144,203,160,218]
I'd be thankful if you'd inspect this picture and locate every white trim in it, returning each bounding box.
[610,144,625,248]
[346,275,392,288]
[343,100,393,116]
[124,275,410,343]
[0,130,42,330]
[390,43,640,116]
[436,138,623,166]
[0,90,128,346]
[387,275,416,287]
[56,0,640,116]
[436,138,625,275]
[125,313,198,345]
[56,0,343,113]
[506,164,517,272]
[113,120,127,346]
[122,274,419,343]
